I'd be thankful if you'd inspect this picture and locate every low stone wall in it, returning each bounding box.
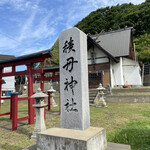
[106,95,150,103]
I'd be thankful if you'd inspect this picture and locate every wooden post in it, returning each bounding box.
[11,93,18,131]
[27,64,34,124]
[10,97,13,120]
[47,92,51,111]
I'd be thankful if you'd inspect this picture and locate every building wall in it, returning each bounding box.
[88,46,109,65]
[122,57,142,86]
[1,67,15,96]
[110,58,124,87]
[2,77,15,93]
[110,57,142,87]
[88,45,110,88]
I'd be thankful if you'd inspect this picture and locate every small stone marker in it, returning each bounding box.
[59,27,90,130]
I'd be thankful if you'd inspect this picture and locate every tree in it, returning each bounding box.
[134,33,150,62]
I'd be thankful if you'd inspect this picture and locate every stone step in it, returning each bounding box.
[89,93,98,96]
[89,96,96,99]
[89,91,97,94]
[89,89,98,104]
[89,100,95,103]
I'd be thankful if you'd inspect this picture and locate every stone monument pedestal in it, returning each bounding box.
[24,130,131,150]
[36,127,107,150]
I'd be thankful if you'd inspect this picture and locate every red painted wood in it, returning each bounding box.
[0,69,44,78]
[1,97,11,100]
[17,97,29,101]
[27,65,34,125]
[17,116,29,122]
[0,54,49,68]
[12,66,15,72]
[1,70,27,77]
[10,98,12,119]
[0,112,10,117]
[12,94,18,131]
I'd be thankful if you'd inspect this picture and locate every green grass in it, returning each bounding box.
[1,102,150,150]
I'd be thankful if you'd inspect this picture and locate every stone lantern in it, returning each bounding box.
[31,88,48,139]
[47,86,57,107]
[95,83,107,107]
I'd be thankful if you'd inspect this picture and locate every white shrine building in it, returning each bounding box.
[87,27,142,88]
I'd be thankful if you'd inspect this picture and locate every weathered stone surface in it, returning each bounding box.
[23,142,131,150]
[36,127,107,150]
[59,27,90,130]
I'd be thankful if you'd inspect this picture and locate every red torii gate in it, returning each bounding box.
[0,50,52,124]
[34,66,59,91]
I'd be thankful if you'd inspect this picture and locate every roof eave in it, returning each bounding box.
[0,49,52,65]
[87,36,119,63]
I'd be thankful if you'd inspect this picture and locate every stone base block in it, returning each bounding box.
[36,127,107,150]
[24,142,131,150]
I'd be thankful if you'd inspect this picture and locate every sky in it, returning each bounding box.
[0,0,145,57]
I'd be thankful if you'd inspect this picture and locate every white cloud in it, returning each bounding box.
[32,12,57,39]
[0,0,146,57]
[60,0,145,30]
[18,11,36,41]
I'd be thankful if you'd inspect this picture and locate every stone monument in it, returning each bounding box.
[36,27,107,150]
[59,27,90,130]
[24,27,131,150]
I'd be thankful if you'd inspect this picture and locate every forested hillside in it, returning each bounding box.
[44,0,150,67]
[75,0,150,36]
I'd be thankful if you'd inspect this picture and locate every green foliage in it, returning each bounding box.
[51,39,59,66]
[75,0,150,36]
[110,121,150,150]
[49,0,150,64]
[38,39,59,68]
[134,34,150,62]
